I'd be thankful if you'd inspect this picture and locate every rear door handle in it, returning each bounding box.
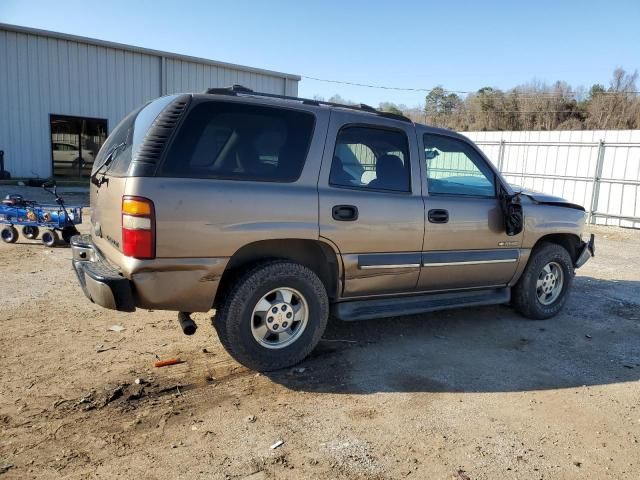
[332,205,358,221]
[428,209,449,223]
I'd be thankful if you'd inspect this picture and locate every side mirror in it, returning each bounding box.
[500,193,523,236]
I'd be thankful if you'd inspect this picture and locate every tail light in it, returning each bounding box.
[122,196,155,259]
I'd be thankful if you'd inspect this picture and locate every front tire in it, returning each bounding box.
[513,242,574,319]
[215,261,329,371]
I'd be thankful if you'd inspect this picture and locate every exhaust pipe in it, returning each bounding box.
[178,312,197,335]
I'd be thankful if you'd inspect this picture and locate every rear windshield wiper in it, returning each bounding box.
[90,141,126,187]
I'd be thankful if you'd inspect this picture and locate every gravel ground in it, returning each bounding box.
[0,189,639,479]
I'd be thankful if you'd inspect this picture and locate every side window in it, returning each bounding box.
[424,134,495,197]
[160,102,315,182]
[330,126,411,192]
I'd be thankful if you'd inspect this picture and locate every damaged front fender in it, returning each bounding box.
[575,234,595,268]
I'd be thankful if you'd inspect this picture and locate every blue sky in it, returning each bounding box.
[1,0,639,107]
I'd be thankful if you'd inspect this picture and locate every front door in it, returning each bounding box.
[418,131,522,290]
[318,112,425,297]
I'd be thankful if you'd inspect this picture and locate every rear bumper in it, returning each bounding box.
[574,233,595,269]
[71,234,227,312]
[71,234,136,312]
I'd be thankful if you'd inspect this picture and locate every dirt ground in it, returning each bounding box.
[1,191,639,479]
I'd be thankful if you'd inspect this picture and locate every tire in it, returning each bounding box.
[61,226,79,244]
[1,226,18,244]
[513,242,574,319]
[214,260,329,371]
[22,226,39,240]
[41,229,59,247]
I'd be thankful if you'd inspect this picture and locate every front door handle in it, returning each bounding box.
[428,209,449,223]
[332,205,358,221]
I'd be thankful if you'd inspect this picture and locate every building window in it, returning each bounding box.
[51,115,108,177]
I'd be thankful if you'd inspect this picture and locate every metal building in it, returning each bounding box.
[0,23,300,178]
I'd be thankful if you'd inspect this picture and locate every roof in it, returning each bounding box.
[199,85,414,123]
[0,22,301,81]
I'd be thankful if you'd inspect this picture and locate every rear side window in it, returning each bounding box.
[159,102,315,182]
[330,126,411,192]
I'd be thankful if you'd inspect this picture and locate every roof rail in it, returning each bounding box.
[202,85,412,123]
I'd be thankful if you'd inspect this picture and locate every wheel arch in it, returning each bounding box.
[531,233,582,262]
[214,238,342,309]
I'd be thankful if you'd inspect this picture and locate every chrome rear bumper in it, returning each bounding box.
[71,234,136,312]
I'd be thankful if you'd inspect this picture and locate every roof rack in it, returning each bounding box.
[203,85,412,123]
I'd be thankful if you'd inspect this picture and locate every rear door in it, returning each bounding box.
[418,131,522,290]
[318,111,425,297]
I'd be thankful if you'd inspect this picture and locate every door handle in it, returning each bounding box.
[332,205,358,221]
[428,209,449,223]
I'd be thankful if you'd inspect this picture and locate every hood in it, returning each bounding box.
[510,185,585,211]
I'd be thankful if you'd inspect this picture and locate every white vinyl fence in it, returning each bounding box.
[462,130,640,229]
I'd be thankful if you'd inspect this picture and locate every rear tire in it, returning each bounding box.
[1,226,18,243]
[513,242,574,319]
[214,260,329,371]
[22,226,39,239]
[41,229,59,247]
[61,226,79,244]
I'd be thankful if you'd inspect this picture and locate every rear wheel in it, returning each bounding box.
[41,229,59,247]
[215,261,329,371]
[22,226,39,239]
[61,226,79,244]
[513,242,574,319]
[1,226,18,243]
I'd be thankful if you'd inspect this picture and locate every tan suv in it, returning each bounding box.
[72,86,594,371]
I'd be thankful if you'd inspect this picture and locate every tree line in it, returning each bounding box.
[325,68,640,131]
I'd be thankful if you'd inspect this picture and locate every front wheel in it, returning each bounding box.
[214,261,329,371]
[513,242,574,319]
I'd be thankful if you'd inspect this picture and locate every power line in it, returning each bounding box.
[301,75,640,97]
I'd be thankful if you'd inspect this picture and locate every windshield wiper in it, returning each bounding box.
[90,141,126,187]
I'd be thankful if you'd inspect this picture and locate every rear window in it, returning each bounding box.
[91,95,182,177]
[91,107,139,176]
[159,101,315,182]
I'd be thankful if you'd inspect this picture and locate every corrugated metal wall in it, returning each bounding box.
[462,130,640,229]
[164,58,296,97]
[0,25,299,178]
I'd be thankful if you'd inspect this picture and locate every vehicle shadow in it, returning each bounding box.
[265,276,640,394]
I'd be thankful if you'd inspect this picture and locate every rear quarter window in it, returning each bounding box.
[159,101,315,182]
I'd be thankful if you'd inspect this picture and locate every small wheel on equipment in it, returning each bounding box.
[1,226,18,243]
[22,226,39,240]
[41,229,59,247]
[61,226,79,244]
